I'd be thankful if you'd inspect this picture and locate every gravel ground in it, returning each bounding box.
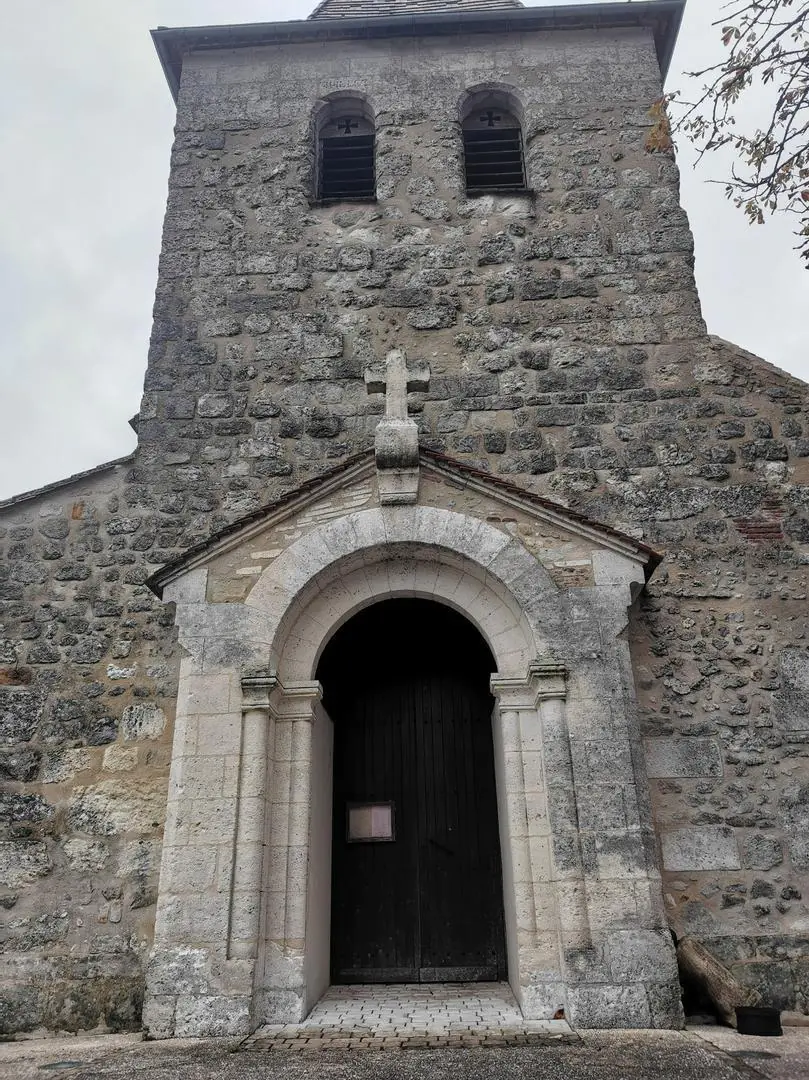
[2,1027,808,1080]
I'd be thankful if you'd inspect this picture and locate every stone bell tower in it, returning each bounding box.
[141,0,687,537]
[139,0,698,1036]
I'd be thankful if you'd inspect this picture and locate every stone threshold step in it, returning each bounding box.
[242,1031,577,1052]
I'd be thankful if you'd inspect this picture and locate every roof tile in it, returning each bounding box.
[309,0,522,19]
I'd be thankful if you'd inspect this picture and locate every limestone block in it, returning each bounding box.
[585,880,640,931]
[527,834,553,882]
[194,715,242,758]
[260,989,306,1024]
[164,569,208,606]
[520,981,568,1020]
[171,755,225,798]
[41,748,92,784]
[153,892,230,947]
[68,781,165,837]
[661,826,741,871]
[159,845,218,893]
[742,833,784,870]
[169,797,237,847]
[522,751,544,794]
[591,550,644,588]
[525,792,550,837]
[146,946,210,997]
[779,783,809,869]
[173,994,251,1037]
[773,647,809,729]
[0,840,51,886]
[102,745,138,772]
[608,929,679,984]
[648,982,686,1029]
[121,704,167,741]
[62,838,109,872]
[141,994,176,1040]
[584,741,634,784]
[567,984,651,1028]
[577,786,627,831]
[594,830,649,879]
[264,890,287,939]
[183,673,235,716]
[644,737,722,778]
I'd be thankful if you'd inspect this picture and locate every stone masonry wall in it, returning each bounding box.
[2,20,809,1032]
[0,463,175,1033]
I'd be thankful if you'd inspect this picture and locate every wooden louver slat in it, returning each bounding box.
[320,135,375,200]
[463,128,526,193]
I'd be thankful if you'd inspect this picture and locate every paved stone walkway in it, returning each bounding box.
[4,1028,809,1080]
[245,983,572,1050]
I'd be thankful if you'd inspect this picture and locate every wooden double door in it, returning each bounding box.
[320,599,507,984]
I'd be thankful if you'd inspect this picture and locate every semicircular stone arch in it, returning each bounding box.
[244,506,561,678]
[458,81,525,127]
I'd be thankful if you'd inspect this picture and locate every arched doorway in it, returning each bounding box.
[317,598,507,984]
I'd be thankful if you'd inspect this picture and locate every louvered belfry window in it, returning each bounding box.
[463,106,526,194]
[319,113,375,201]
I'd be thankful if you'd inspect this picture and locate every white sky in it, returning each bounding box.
[0,0,806,502]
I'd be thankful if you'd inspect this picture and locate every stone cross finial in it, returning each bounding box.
[364,348,430,505]
[365,348,430,423]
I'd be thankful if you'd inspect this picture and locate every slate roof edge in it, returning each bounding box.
[308,0,522,16]
[420,448,662,572]
[152,1,686,102]
[0,455,135,513]
[147,447,661,598]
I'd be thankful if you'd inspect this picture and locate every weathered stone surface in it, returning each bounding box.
[773,647,809,730]
[121,704,166,741]
[661,827,741,872]
[0,791,54,827]
[779,784,809,870]
[644,738,723,779]
[0,747,41,781]
[0,840,51,886]
[62,837,110,872]
[67,782,165,837]
[743,835,784,871]
[41,748,92,784]
[568,985,651,1029]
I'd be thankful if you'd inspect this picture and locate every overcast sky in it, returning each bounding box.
[0,0,806,502]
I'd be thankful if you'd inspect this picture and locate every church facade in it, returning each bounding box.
[3,0,809,1038]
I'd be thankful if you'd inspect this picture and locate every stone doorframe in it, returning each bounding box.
[143,506,682,1038]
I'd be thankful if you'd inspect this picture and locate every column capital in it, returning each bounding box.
[240,673,278,713]
[491,658,567,709]
[271,680,323,722]
[241,675,323,719]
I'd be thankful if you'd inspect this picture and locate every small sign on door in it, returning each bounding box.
[347,802,395,842]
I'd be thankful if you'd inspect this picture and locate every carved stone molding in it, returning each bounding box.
[490,658,567,708]
[241,675,321,719]
[240,673,277,712]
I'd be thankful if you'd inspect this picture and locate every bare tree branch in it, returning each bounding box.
[661,0,809,265]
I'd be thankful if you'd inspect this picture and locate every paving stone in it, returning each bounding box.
[243,984,570,1052]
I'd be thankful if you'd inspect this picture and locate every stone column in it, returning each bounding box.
[491,661,573,1020]
[537,678,591,953]
[258,680,322,1024]
[228,675,277,961]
